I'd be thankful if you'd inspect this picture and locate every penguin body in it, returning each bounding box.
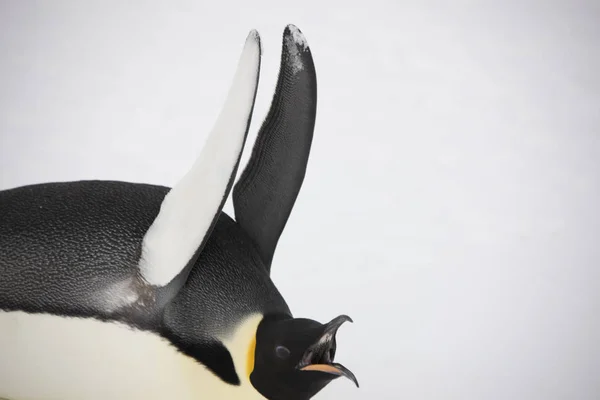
[0,25,357,400]
[0,182,287,399]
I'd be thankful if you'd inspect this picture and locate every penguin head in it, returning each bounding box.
[250,315,358,400]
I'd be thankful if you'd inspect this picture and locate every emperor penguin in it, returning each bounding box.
[0,25,358,400]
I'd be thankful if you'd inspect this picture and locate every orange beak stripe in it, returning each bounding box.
[300,364,343,375]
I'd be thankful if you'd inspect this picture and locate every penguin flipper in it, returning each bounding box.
[233,25,317,272]
[138,31,262,288]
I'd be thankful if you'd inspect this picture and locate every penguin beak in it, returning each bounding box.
[297,315,359,387]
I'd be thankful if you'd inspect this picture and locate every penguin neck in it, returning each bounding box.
[221,313,264,383]
[160,310,268,389]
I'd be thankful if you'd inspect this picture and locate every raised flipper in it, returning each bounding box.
[233,25,317,272]
[138,30,262,293]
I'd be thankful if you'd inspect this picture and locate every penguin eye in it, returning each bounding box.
[275,345,291,360]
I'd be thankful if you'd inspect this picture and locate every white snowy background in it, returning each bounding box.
[1,1,599,399]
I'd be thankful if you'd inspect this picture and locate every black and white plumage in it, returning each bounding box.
[0,25,357,400]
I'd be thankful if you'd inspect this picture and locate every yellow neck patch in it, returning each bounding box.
[246,336,256,378]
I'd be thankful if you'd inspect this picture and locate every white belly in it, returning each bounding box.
[0,310,266,400]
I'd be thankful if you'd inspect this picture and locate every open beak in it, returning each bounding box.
[297,315,359,387]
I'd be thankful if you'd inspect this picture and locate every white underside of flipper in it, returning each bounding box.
[139,30,261,287]
[0,311,267,400]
